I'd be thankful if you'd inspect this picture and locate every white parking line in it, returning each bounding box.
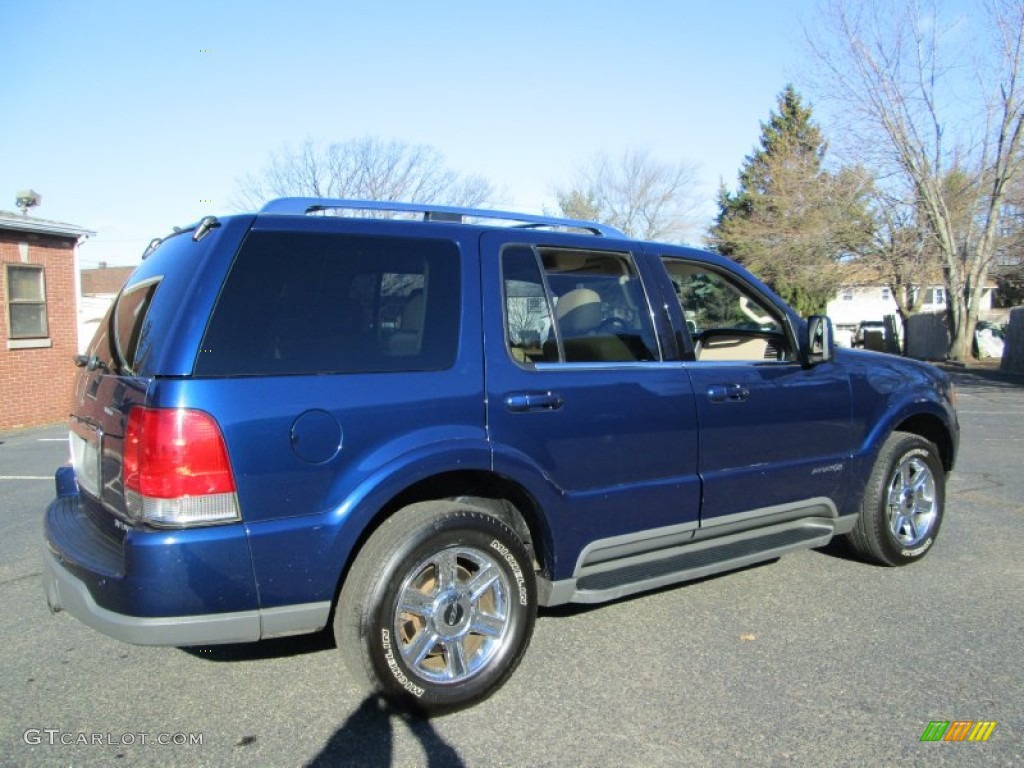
[0,476,51,481]
[958,410,1024,415]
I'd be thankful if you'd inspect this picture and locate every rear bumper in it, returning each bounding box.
[42,545,262,645]
[42,479,332,646]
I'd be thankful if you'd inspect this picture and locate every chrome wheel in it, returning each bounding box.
[394,546,512,685]
[886,455,937,547]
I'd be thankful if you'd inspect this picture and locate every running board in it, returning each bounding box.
[539,517,849,606]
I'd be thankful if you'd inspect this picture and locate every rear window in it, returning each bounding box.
[195,231,461,376]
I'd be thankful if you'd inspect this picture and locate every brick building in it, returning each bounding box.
[1,211,94,430]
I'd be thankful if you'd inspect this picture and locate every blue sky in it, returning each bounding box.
[3,0,828,266]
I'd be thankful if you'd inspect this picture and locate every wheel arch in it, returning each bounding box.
[893,412,955,473]
[331,469,552,611]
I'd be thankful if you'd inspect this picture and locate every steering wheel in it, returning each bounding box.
[596,317,629,334]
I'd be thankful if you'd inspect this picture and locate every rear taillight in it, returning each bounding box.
[123,407,240,527]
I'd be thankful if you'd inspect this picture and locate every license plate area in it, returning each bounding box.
[69,421,102,499]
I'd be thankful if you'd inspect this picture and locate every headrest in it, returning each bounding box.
[555,288,600,321]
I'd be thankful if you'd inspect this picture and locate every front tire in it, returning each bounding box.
[847,431,945,566]
[335,501,537,714]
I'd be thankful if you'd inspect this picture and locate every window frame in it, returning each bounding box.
[660,257,798,364]
[112,277,161,375]
[500,244,663,367]
[5,263,49,341]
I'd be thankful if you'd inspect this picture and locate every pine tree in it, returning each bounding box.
[711,85,873,316]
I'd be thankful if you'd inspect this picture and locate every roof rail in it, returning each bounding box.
[258,197,626,238]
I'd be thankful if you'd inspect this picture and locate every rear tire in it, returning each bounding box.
[847,431,945,566]
[335,501,536,714]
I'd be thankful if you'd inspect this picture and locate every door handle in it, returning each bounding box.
[504,392,564,412]
[707,384,750,403]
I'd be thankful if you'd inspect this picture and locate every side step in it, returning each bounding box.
[540,517,849,606]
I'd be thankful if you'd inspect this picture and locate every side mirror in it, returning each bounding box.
[805,315,834,365]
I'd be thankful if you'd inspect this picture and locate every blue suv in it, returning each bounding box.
[43,199,959,712]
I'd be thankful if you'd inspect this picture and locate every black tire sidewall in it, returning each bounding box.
[360,511,536,712]
[871,437,945,565]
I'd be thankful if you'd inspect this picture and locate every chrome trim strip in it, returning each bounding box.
[699,497,838,530]
[259,197,627,238]
[577,518,829,580]
[537,510,859,607]
[692,497,839,542]
[573,498,838,576]
[574,521,698,573]
[549,527,833,606]
[533,361,685,372]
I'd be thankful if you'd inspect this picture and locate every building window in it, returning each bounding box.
[881,287,891,301]
[6,264,48,339]
[841,288,854,301]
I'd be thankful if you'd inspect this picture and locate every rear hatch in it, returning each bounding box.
[69,215,253,525]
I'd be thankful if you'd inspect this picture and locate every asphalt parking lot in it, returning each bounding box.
[1,366,1022,767]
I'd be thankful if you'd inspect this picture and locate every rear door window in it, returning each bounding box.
[195,232,460,375]
[502,245,660,364]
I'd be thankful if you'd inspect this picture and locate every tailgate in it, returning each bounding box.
[70,371,151,520]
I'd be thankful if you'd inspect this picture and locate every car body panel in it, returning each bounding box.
[42,202,960,645]
[479,230,702,580]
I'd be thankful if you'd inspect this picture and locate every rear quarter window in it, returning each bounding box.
[195,231,461,376]
[113,278,160,373]
[82,278,161,376]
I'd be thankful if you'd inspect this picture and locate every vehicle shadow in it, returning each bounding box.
[305,695,465,768]
[180,640,466,765]
[812,536,859,562]
[179,628,335,661]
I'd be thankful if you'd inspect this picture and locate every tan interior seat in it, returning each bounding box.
[696,335,770,361]
[545,288,635,363]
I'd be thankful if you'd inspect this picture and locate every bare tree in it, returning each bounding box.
[847,189,934,351]
[554,148,701,241]
[233,137,498,211]
[807,0,1024,360]
[993,170,1024,304]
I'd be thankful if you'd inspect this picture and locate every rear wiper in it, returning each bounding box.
[140,216,220,259]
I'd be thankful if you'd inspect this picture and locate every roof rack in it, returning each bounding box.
[258,197,626,238]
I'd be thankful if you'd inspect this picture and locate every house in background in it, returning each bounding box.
[79,263,134,353]
[0,209,94,430]
[826,281,996,348]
